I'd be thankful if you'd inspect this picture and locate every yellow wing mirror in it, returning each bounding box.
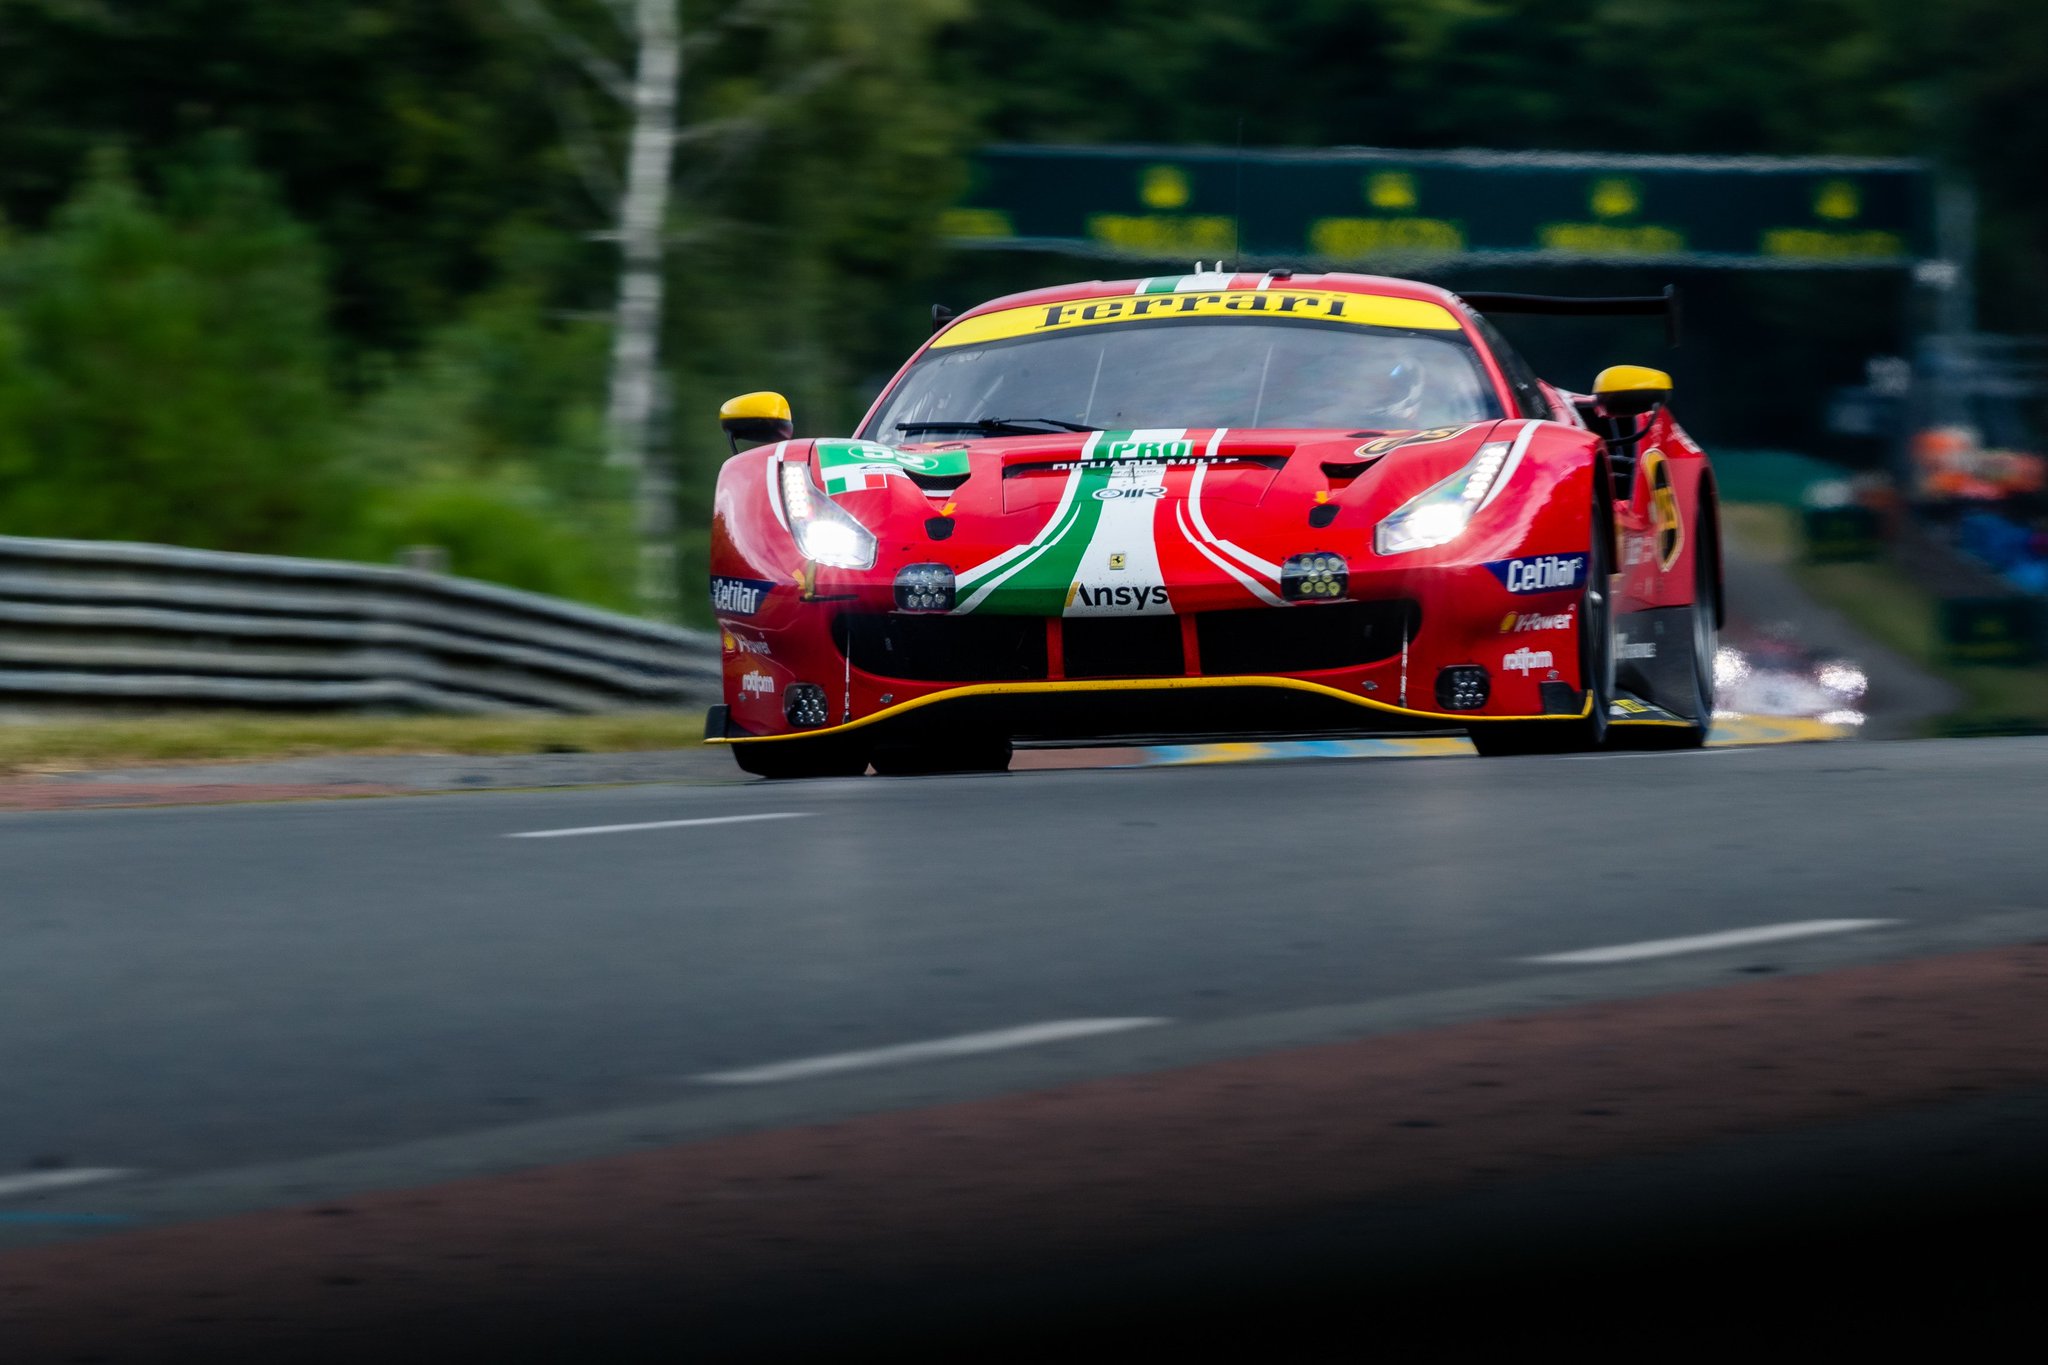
[719,391,794,450]
[1593,365,1673,416]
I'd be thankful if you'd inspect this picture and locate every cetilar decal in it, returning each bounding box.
[1485,554,1588,594]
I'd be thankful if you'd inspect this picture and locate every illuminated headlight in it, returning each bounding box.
[1436,665,1490,711]
[1374,440,1514,555]
[779,462,877,569]
[1282,552,1349,602]
[894,563,956,613]
[1816,661,1868,700]
[784,682,830,728]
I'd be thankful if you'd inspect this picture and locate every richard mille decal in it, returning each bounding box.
[1041,453,1251,472]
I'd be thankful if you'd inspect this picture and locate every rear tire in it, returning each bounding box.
[1622,503,1719,751]
[870,736,1013,776]
[1470,494,1615,757]
[729,736,871,779]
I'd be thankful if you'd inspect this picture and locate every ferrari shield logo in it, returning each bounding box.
[1108,553,1127,570]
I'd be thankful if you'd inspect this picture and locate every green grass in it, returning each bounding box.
[0,711,705,776]
[1724,503,2048,736]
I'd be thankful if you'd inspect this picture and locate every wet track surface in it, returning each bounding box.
[6,735,2048,1357]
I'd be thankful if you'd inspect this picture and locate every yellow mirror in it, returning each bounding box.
[1593,365,1673,416]
[719,391,794,447]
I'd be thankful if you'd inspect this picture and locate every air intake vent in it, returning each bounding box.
[1197,600,1420,674]
[835,613,1047,682]
[1062,615,1185,678]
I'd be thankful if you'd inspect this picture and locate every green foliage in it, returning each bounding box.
[0,146,352,552]
[356,480,631,607]
[0,0,580,353]
[338,271,634,607]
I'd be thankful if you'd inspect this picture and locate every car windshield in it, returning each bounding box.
[864,318,1503,438]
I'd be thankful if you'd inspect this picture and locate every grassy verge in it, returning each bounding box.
[1726,503,2048,736]
[0,711,705,776]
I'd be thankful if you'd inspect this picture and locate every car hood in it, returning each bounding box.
[792,422,1512,614]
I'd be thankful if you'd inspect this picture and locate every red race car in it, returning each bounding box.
[705,269,1720,777]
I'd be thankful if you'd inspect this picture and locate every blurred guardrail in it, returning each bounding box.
[0,535,718,714]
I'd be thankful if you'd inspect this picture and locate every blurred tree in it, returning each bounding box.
[492,0,971,616]
[338,260,635,607]
[0,146,354,551]
[0,0,579,356]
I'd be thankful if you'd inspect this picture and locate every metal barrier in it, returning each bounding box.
[0,535,719,713]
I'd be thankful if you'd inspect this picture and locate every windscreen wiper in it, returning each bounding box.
[896,417,1101,436]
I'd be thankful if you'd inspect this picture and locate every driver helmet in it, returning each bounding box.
[1360,357,1427,424]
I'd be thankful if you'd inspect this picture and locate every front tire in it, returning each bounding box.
[730,735,871,779]
[870,736,1013,776]
[1622,502,1719,751]
[1470,498,1615,757]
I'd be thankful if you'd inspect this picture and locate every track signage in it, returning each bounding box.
[945,145,1933,268]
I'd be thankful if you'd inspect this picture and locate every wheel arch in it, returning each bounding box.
[1694,468,1725,629]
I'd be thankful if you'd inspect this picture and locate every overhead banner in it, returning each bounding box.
[943,145,1934,269]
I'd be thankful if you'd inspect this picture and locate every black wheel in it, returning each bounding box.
[729,735,871,779]
[870,736,1013,776]
[1470,497,1615,757]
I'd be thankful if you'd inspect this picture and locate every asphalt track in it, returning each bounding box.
[7,734,2048,1358]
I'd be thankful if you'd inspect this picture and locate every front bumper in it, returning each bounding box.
[712,561,1594,746]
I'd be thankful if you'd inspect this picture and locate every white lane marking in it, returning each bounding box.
[0,1168,133,1201]
[694,1017,1171,1085]
[1526,918,1898,965]
[506,812,809,840]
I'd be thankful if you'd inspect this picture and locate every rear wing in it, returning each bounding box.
[1456,285,1681,348]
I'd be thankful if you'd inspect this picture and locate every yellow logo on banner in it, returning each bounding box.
[1590,177,1641,219]
[1140,165,1191,209]
[1366,170,1418,211]
[930,290,1461,349]
[1815,179,1861,221]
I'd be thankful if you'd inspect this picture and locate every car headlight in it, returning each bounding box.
[1374,440,1514,555]
[779,461,877,569]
